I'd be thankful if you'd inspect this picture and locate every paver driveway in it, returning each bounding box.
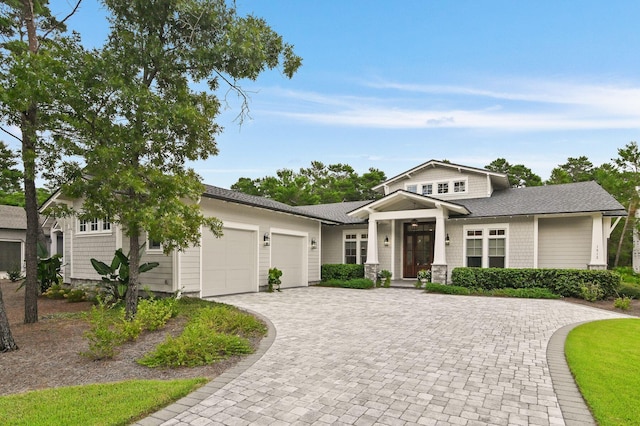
[144,287,627,426]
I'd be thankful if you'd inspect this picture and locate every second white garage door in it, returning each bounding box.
[201,227,257,297]
[272,233,306,289]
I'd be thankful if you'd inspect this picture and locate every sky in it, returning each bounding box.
[41,0,640,188]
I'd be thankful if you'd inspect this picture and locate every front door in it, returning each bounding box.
[403,222,435,278]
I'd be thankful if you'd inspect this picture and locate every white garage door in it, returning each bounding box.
[202,227,257,297]
[272,233,306,289]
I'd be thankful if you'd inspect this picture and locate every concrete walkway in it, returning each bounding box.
[137,287,627,426]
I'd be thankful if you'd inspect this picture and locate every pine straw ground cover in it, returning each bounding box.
[0,279,264,397]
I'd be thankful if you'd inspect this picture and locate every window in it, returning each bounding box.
[464,226,508,268]
[421,184,433,196]
[344,232,368,264]
[78,218,111,234]
[454,181,466,193]
[148,237,162,251]
[437,182,449,194]
[406,184,418,193]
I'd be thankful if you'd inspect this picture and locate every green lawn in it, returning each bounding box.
[565,319,640,426]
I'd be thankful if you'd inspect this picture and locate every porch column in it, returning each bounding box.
[588,214,607,270]
[364,216,379,281]
[431,206,448,284]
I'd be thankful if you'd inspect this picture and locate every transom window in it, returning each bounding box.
[344,232,368,264]
[464,225,508,268]
[78,218,111,234]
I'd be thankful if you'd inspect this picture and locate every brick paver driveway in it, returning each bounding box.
[147,287,627,426]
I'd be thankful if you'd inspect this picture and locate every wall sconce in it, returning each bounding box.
[384,236,389,247]
[311,238,317,249]
[263,232,270,246]
[411,219,418,228]
[445,234,450,245]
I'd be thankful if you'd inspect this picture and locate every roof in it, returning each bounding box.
[0,205,27,230]
[347,190,470,220]
[202,185,345,224]
[373,159,511,192]
[297,200,370,224]
[455,181,626,218]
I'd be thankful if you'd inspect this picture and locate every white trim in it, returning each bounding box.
[317,221,322,278]
[391,220,396,279]
[225,222,260,293]
[342,228,368,265]
[463,223,510,268]
[76,217,112,237]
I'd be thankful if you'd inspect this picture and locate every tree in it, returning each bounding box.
[231,161,387,205]
[55,0,302,318]
[485,158,542,188]
[547,156,595,185]
[0,0,82,324]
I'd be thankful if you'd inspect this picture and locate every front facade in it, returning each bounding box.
[41,160,626,295]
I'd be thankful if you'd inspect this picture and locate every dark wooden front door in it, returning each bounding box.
[403,222,435,278]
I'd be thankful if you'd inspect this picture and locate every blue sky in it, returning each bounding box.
[48,1,640,188]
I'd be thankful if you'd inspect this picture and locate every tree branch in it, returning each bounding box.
[0,126,23,143]
[41,0,83,43]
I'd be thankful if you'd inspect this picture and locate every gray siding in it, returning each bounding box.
[386,167,490,199]
[179,246,201,293]
[377,221,392,273]
[321,225,344,264]
[538,216,592,269]
[121,235,175,292]
[72,228,118,281]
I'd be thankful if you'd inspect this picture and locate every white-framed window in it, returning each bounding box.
[454,180,466,193]
[421,183,433,196]
[463,224,508,268]
[405,184,418,193]
[147,235,162,252]
[437,182,449,194]
[344,231,368,264]
[78,218,112,235]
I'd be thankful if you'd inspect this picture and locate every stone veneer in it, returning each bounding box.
[431,264,447,284]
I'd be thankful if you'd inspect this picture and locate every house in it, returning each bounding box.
[0,205,27,278]
[40,160,626,295]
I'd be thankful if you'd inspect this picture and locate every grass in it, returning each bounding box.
[423,283,561,299]
[565,319,640,426]
[0,378,207,426]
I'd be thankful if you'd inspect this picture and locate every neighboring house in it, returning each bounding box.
[40,160,626,295]
[0,205,27,278]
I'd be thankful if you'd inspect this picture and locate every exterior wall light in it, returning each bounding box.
[384,236,389,247]
[311,238,317,249]
[411,219,419,228]
[264,232,270,246]
[445,234,450,245]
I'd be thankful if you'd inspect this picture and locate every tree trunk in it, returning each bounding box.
[125,231,141,320]
[0,286,18,352]
[21,0,40,324]
[615,201,636,268]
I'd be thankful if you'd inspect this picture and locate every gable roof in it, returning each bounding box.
[0,205,27,230]
[455,181,626,218]
[373,159,510,192]
[347,190,470,219]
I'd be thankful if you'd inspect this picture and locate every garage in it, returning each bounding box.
[272,233,306,289]
[201,226,257,297]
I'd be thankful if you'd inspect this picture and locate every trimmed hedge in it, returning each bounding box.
[424,283,560,299]
[451,267,620,299]
[321,264,364,281]
[316,278,375,289]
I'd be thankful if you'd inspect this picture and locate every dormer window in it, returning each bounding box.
[454,180,466,193]
[422,184,433,196]
[437,182,449,194]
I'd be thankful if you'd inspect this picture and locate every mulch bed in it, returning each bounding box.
[0,279,255,397]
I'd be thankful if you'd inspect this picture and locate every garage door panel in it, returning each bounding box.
[272,234,305,289]
[202,228,256,297]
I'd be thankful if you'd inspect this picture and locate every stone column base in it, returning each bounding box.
[365,263,379,282]
[431,264,448,284]
[587,264,607,271]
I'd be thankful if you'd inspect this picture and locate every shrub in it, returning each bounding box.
[196,305,266,337]
[267,267,282,292]
[316,278,375,289]
[424,283,471,295]
[64,288,88,303]
[580,282,605,302]
[43,284,68,300]
[136,297,178,331]
[321,264,364,281]
[451,267,620,299]
[619,282,640,299]
[82,302,123,360]
[7,267,22,282]
[377,269,392,288]
[614,296,632,310]
[423,283,560,299]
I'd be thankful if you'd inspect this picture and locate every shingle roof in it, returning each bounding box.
[0,205,27,230]
[297,200,370,224]
[202,185,346,224]
[454,181,626,218]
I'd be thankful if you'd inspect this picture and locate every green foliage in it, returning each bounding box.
[416,269,431,288]
[485,158,542,187]
[580,282,605,302]
[321,264,364,281]
[0,188,50,207]
[64,288,87,303]
[36,242,62,293]
[267,267,282,293]
[618,282,640,299]
[7,266,22,282]
[136,297,178,331]
[90,248,159,305]
[424,283,561,299]
[377,269,392,288]
[138,305,263,368]
[316,278,375,289]
[451,267,620,299]
[42,284,67,300]
[82,301,123,360]
[613,296,632,310]
[231,161,386,206]
[0,378,208,426]
[547,156,595,184]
